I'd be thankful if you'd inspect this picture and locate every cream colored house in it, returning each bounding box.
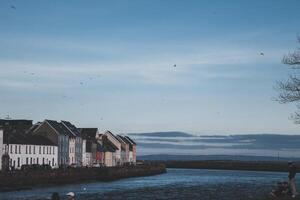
[104,131,121,165]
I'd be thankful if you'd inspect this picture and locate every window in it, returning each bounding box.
[19,145,21,154]
[15,145,17,154]
[47,146,48,154]
[10,145,12,154]
[17,157,20,167]
[26,146,28,154]
[43,146,45,154]
[39,146,41,154]
[26,157,28,165]
[52,158,54,166]
[42,158,45,164]
[30,157,32,165]
[29,146,31,154]
[13,160,15,168]
[37,157,39,164]
[33,146,35,154]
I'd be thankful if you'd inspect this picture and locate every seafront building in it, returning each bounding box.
[0,118,137,170]
[5,136,58,169]
[104,131,122,165]
[61,121,83,166]
[98,134,118,167]
[117,135,130,164]
[32,120,70,166]
[79,128,99,167]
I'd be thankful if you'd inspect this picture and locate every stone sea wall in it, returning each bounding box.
[0,163,166,192]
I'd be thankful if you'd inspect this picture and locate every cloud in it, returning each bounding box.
[0,32,288,91]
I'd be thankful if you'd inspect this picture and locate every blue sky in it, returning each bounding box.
[1,0,300,134]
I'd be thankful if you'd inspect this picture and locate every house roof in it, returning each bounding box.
[119,136,133,150]
[0,119,33,144]
[104,130,120,143]
[26,122,41,135]
[5,130,56,146]
[116,135,127,144]
[61,121,80,137]
[45,120,72,136]
[79,128,98,140]
[125,136,137,145]
[102,135,119,152]
[25,135,56,146]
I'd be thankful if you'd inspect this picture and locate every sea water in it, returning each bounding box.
[0,169,292,200]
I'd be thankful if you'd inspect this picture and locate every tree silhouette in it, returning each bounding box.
[277,37,300,123]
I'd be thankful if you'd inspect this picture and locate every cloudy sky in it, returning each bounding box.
[128,132,300,157]
[1,0,300,134]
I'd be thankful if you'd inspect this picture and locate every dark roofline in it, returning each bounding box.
[79,128,98,140]
[105,130,120,143]
[125,136,137,145]
[116,135,126,144]
[121,136,132,145]
[61,121,78,137]
[44,120,71,136]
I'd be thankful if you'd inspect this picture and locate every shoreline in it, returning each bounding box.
[157,160,294,172]
[0,163,166,192]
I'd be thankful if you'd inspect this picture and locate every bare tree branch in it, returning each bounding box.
[276,38,300,123]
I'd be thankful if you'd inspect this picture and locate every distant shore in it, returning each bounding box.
[0,163,166,192]
[158,160,294,172]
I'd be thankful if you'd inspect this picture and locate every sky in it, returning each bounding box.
[129,132,300,158]
[1,0,300,134]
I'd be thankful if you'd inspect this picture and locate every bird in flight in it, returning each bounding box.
[173,64,176,67]
[260,52,264,56]
[10,5,16,9]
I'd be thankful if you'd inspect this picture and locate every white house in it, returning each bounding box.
[6,135,58,170]
[68,136,76,165]
[116,135,129,165]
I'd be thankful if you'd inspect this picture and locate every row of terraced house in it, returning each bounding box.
[0,119,136,170]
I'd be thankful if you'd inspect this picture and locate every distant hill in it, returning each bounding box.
[138,154,300,162]
[128,131,194,137]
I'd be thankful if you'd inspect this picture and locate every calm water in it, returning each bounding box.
[0,169,292,200]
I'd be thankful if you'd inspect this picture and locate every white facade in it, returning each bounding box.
[6,143,58,170]
[81,140,93,167]
[69,138,76,165]
[82,139,87,166]
[85,152,92,166]
[129,151,134,163]
[0,129,3,170]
